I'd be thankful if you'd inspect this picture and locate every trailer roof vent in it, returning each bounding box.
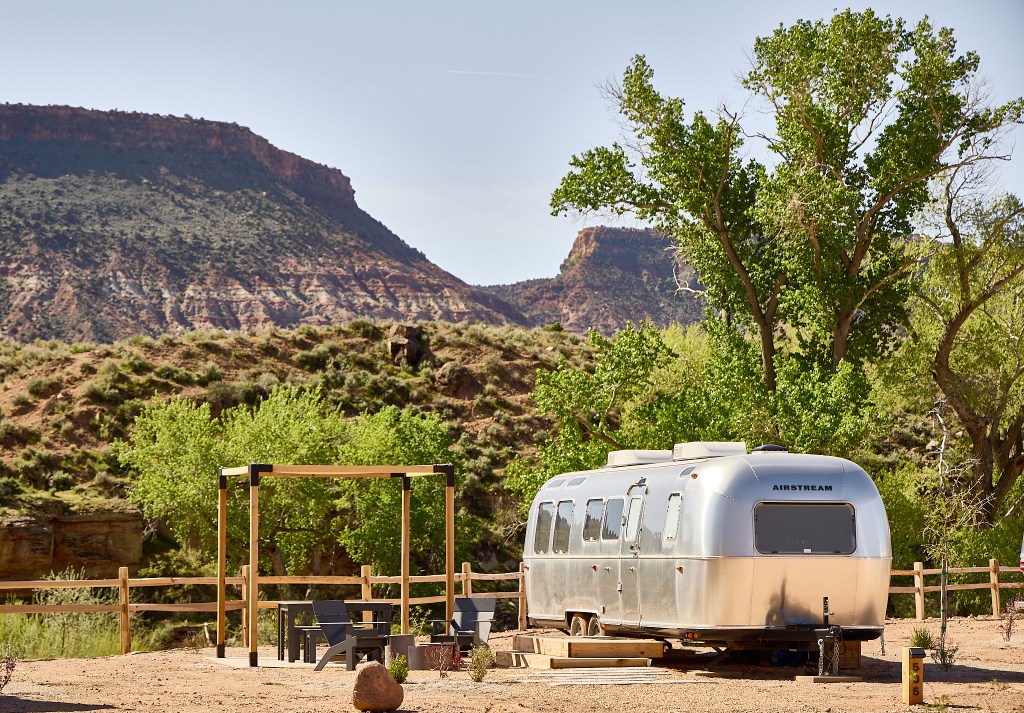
[672,441,747,461]
[752,443,788,453]
[606,450,673,467]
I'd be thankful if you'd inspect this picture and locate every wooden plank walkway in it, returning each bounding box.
[526,668,717,686]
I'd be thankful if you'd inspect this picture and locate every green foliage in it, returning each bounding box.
[334,405,464,576]
[387,653,409,684]
[552,9,1023,384]
[468,644,495,682]
[931,641,959,670]
[118,385,460,576]
[0,568,156,659]
[910,625,936,649]
[26,375,62,398]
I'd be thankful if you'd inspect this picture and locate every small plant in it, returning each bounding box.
[182,629,207,654]
[910,625,936,649]
[930,641,959,671]
[387,653,409,684]
[999,597,1022,642]
[0,643,16,693]
[468,645,495,683]
[428,643,461,679]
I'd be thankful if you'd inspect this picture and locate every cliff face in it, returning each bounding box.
[0,104,527,342]
[484,227,703,335]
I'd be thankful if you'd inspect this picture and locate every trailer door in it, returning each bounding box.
[619,493,645,625]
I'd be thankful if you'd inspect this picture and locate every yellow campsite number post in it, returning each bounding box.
[902,647,925,705]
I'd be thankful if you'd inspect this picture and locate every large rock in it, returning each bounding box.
[351,661,404,712]
[387,324,432,368]
[433,360,480,398]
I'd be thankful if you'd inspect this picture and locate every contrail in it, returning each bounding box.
[447,69,548,79]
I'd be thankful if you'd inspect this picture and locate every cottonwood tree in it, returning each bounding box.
[118,387,459,576]
[552,10,1023,390]
[915,168,1024,524]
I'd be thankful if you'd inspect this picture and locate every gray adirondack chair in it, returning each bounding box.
[429,597,496,650]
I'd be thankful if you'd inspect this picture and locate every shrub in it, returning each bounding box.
[348,318,382,340]
[27,376,62,398]
[930,641,959,671]
[0,476,22,504]
[47,471,76,492]
[387,653,409,684]
[909,626,936,649]
[468,644,495,682]
[0,643,15,693]
[194,361,222,385]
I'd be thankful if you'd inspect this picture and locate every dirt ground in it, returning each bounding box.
[2,617,1023,713]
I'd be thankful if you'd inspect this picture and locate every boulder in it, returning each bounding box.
[433,360,480,398]
[387,324,432,368]
[351,661,404,712]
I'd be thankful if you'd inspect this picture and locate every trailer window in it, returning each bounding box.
[624,496,644,541]
[583,499,604,541]
[553,500,574,553]
[664,493,682,541]
[754,503,856,555]
[602,498,624,540]
[534,502,555,553]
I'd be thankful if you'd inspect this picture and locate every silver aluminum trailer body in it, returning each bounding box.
[523,445,891,646]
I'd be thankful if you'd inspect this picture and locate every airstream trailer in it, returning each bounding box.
[523,442,892,650]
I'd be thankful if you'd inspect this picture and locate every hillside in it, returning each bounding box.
[0,105,527,342]
[483,227,704,335]
[0,321,592,579]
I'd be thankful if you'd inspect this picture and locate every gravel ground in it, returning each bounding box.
[2,617,1023,712]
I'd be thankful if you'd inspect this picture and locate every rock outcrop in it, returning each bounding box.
[0,104,528,342]
[0,512,143,579]
[482,227,704,335]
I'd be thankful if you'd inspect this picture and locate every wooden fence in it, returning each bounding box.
[3,558,1022,654]
[889,559,1024,621]
[0,561,527,655]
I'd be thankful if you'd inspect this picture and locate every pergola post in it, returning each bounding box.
[248,464,266,667]
[216,469,227,658]
[400,475,411,635]
[443,464,456,622]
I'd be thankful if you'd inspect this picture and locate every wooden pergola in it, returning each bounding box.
[215,462,456,667]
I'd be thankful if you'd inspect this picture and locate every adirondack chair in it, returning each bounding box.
[302,600,391,671]
[429,597,496,650]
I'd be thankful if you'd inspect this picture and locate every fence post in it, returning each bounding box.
[518,562,527,631]
[240,565,250,647]
[361,564,373,624]
[913,561,925,621]
[119,566,131,654]
[462,562,473,597]
[990,558,1001,617]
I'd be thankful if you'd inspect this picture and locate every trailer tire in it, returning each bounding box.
[569,613,589,637]
[587,614,603,637]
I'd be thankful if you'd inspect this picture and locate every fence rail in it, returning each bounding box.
[0,561,527,654]
[888,558,1024,620]
[3,557,1021,653]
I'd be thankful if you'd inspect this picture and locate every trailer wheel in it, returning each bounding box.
[569,613,589,637]
[587,614,603,637]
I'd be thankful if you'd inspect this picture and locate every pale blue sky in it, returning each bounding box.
[2,1,1022,284]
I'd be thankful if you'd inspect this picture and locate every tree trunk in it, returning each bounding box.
[757,319,778,392]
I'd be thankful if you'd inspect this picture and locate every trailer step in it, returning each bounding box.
[511,635,665,659]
